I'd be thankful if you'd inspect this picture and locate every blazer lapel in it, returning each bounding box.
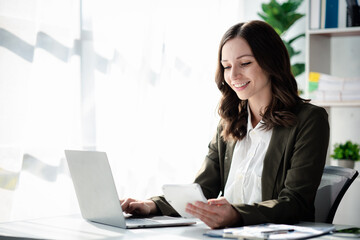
[262,126,290,200]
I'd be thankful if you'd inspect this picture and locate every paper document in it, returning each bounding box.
[162,183,207,218]
[204,223,335,239]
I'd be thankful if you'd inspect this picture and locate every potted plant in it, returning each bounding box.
[331,140,360,169]
[257,0,305,78]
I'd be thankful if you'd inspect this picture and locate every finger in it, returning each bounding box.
[186,203,222,229]
[186,203,218,222]
[208,197,229,205]
[194,201,219,213]
[128,202,150,215]
[121,198,135,213]
[127,202,139,214]
[185,203,206,220]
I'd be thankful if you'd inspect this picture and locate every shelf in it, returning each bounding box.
[308,27,360,36]
[311,100,360,107]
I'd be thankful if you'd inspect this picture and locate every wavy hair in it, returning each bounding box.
[215,20,308,141]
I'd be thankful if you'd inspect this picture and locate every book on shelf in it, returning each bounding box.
[309,72,360,102]
[339,0,347,28]
[309,0,360,29]
[346,0,360,27]
[310,0,322,29]
[325,0,339,28]
[321,0,327,28]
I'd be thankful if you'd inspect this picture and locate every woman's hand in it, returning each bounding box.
[185,197,242,229]
[120,198,158,216]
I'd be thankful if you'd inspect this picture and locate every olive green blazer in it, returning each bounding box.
[151,103,330,226]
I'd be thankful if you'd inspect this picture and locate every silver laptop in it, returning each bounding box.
[64,150,196,229]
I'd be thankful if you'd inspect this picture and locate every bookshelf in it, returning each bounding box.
[308,26,360,36]
[305,2,360,226]
[305,1,360,168]
[305,27,360,103]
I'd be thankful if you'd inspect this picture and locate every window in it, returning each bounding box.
[0,0,243,221]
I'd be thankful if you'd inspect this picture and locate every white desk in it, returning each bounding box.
[0,214,356,240]
[0,214,210,240]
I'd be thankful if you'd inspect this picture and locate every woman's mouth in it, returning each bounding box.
[233,81,250,89]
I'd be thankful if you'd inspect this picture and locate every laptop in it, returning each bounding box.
[64,150,196,229]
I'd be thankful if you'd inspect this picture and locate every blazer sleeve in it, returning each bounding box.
[232,104,330,225]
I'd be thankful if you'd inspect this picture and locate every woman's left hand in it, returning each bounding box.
[185,197,242,229]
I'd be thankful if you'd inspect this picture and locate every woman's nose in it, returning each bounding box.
[230,66,242,80]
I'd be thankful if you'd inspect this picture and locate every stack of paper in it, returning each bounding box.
[309,72,360,102]
[204,223,335,239]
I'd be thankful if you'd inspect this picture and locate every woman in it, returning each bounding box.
[121,20,330,229]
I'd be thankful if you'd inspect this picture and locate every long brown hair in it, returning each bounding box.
[215,20,307,141]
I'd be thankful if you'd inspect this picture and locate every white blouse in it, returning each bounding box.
[224,107,273,205]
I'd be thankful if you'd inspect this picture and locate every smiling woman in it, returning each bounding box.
[120,20,330,229]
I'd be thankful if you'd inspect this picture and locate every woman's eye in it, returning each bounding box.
[223,66,231,70]
[241,62,251,67]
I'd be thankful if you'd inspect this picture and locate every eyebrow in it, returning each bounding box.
[221,54,254,62]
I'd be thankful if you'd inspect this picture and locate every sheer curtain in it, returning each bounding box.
[0,0,81,221]
[90,0,243,199]
[0,0,243,221]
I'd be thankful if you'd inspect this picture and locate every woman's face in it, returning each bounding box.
[221,37,271,105]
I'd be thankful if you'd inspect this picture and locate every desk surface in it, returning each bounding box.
[0,214,357,240]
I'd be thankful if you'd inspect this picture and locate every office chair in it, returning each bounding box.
[314,165,359,223]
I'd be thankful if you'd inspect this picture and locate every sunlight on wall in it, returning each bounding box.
[0,0,243,221]
[0,0,81,221]
[90,0,242,199]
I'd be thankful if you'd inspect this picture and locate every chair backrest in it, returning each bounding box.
[314,165,358,223]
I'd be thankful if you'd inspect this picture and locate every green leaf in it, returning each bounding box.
[291,63,305,77]
[258,13,269,22]
[283,13,305,32]
[282,40,294,57]
[259,0,306,78]
[261,3,271,14]
[293,50,301,57]
[267,18,285,35]
[282,0,304,12]
[288,33,305,44]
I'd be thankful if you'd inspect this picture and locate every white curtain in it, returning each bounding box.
[0,0,81,221]
[90,0,243,199]
[0,0,243,221]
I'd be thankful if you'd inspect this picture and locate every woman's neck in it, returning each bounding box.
[248,99,271,128]
[249,108,262,128]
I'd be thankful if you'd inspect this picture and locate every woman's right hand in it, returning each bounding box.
[120,198,158,216]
